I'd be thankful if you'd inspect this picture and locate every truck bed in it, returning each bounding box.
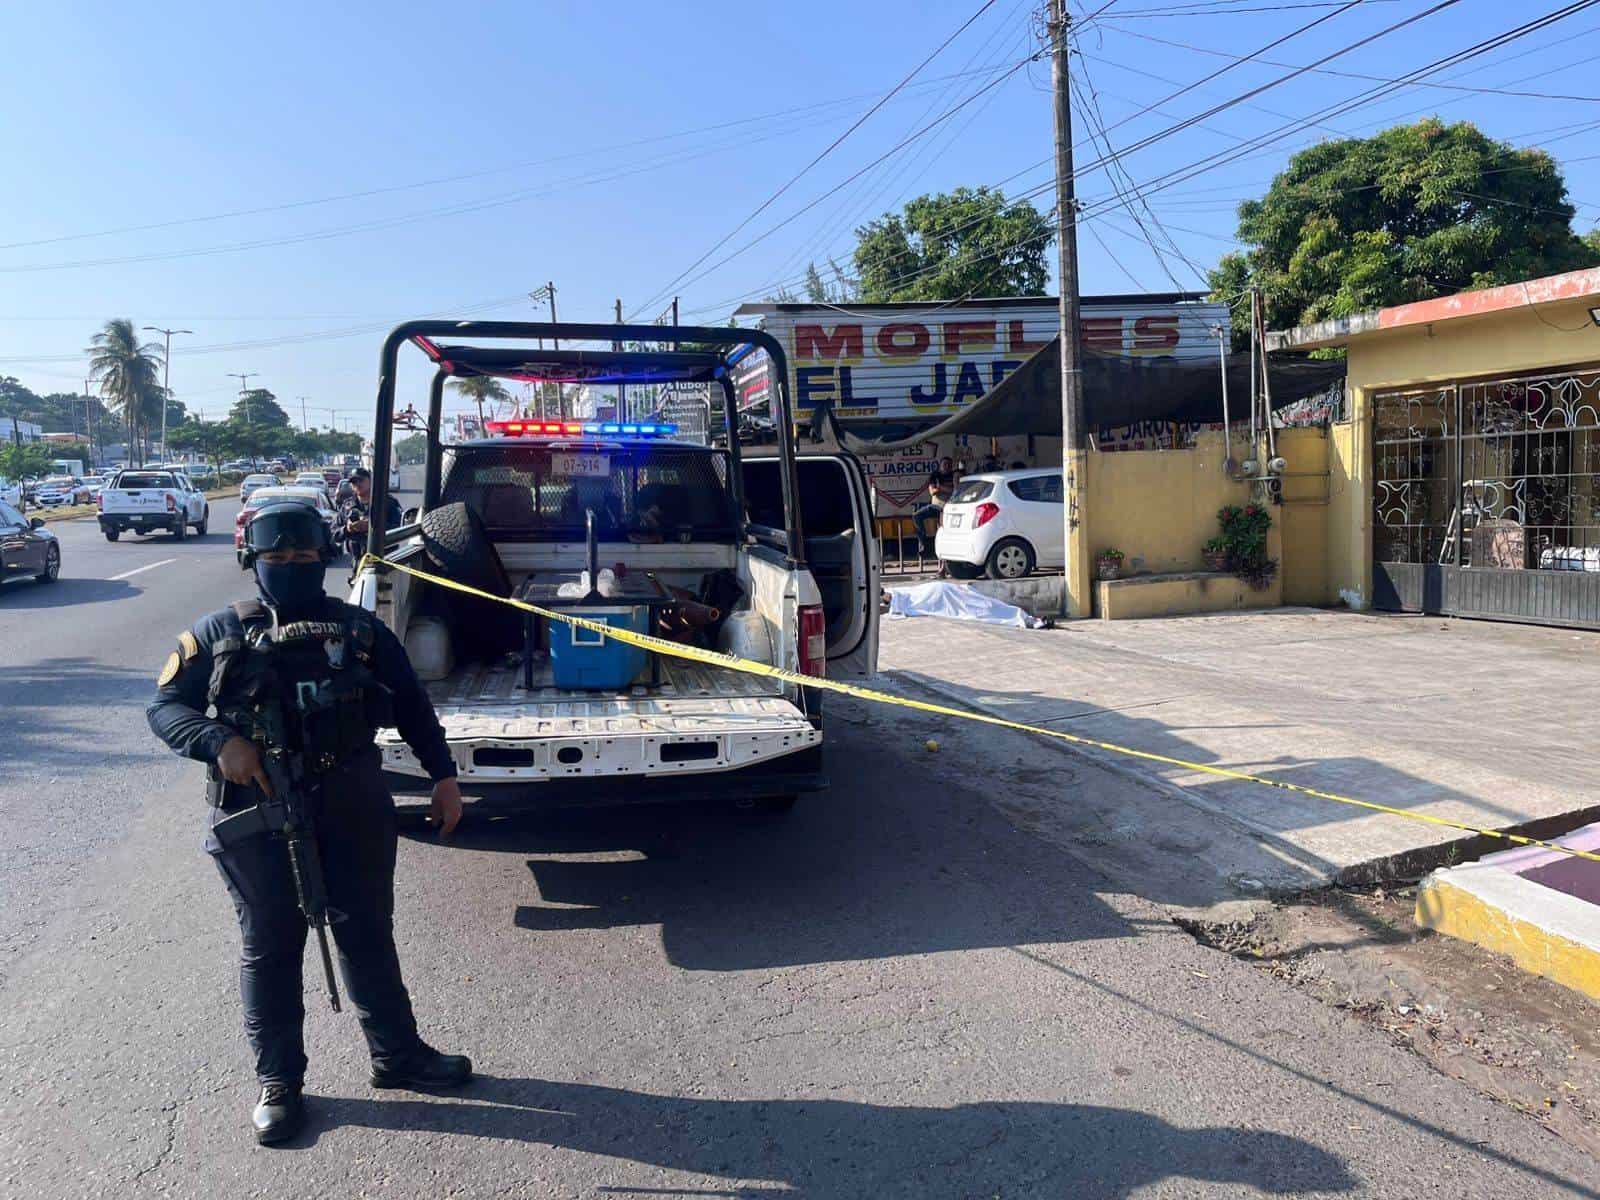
[376,656,818,784]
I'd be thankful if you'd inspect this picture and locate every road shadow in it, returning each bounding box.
[0,656,161,776]
[291,1074,1355,1198]
[429,705,1129,971]
[0,576,138,609]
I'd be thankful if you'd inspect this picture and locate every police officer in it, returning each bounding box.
[335,466,403,562]
[148,501,470,1145]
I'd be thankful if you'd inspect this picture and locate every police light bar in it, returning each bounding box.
[483,420,678,438]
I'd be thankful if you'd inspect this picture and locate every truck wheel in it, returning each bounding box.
[418,502,520,660]
[171,518,187,541]
[103,529,120,542]
[985,538,1034,580]
[194,509,208,536]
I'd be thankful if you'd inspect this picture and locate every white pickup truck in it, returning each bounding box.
[98,469,210,541]
[352,319,880,812]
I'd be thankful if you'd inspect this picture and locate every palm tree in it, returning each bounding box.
[86,319,164,466]
[449,376,514,434]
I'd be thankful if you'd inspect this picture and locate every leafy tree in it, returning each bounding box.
[227,388,290,428]
[394,432,428,465]
[1210,118,1600,342]
[804,258,854,303]
[853,187,1053,303]
[169,418,235,474]
[86,319,165,466]
[0,442,54,481]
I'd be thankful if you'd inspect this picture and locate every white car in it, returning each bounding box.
[239,473,278,502]
[294,471,332,496]
[934,468,1065,580]
[33,476,92,507]
[0,477,20,508]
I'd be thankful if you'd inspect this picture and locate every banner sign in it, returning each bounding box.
[735,299,1226,423]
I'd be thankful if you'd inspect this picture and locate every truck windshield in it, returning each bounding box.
[442,443,739,541]
[116,473,175,489]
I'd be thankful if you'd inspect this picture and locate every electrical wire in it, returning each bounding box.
[626,0,1002,319]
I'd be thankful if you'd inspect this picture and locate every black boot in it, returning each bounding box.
[370,1043,473,1091]
[252,1082,304,1145]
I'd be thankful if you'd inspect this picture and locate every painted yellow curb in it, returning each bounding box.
[1416,877,1600,1002]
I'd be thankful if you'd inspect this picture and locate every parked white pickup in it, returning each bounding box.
[98,470,210,542]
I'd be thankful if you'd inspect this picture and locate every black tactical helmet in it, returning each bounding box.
[240,500,333,569]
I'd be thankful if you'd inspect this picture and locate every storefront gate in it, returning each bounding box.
[1372,366,1600,627]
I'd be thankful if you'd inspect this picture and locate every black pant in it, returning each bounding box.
[912,503,941,556]
[211,752,422,1086]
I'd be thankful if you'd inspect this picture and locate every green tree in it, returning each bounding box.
[86,319,165,466]
[804,258,854,303]
[0,442,54,481]
[169,418,235,474]
[853,187,1053,303]
[228,388,290,428]
[1210,118,1600,342]
[394,432,428,465]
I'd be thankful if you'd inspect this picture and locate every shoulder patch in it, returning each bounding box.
[178,630,200,662]
[157,652,182,688]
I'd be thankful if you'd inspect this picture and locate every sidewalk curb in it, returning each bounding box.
[1417,869,1600,1001]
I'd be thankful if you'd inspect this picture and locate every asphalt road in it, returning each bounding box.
[1,508,1597,1197]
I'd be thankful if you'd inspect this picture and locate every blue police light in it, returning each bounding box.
[601,423,621,434]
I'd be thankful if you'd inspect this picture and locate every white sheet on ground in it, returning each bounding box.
[888,581,1045,628]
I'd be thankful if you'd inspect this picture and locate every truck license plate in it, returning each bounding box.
[551,453,610,479]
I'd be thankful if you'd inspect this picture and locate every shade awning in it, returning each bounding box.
[814,337,1345,451]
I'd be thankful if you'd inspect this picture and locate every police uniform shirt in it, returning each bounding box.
[147,596,456,783]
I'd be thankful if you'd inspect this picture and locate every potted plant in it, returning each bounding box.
[1214,504,1277,589]
[1096,548,1125,580]
[1202,536,1229,572]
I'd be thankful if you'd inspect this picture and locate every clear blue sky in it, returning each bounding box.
[2,1,1596,437]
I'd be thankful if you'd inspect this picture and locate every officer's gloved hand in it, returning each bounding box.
[430,777,463,837]
[218,736,273,797]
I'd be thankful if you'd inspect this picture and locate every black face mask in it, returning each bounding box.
[254,560,327,615]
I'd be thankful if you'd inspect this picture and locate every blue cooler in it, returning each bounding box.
[549,605,649,690]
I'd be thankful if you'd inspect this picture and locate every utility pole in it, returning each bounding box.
[227,372,256,424]
[298,396,310,432]
[614,297,627,422]
[144,326,192,465]
[1050,0,1089,619]
[83,377,96,466]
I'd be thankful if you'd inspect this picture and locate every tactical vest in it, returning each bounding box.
[206,599,395,780]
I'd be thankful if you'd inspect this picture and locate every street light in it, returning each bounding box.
[143,327,192,465]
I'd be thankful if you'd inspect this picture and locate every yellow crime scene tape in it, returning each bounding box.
[360,553,1600,866]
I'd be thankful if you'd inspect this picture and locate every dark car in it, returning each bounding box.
[0,499,60,587]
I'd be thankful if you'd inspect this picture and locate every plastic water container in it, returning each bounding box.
[549,605,649,690]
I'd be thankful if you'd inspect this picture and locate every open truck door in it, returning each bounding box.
[742,452,880,677]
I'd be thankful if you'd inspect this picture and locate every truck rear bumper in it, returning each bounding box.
[384,754,827,810]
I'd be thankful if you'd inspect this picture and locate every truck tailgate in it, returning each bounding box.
[376,658,818,783]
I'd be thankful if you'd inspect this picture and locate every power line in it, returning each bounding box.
[1095,18,1600,101]
[627,0,1001,319]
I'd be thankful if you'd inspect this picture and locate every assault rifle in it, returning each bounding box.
[210,705,344,1013]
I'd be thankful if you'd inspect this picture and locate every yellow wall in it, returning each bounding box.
[1085,430,1296,616]
[1276,426,1329,606]
[1326,295,1600,607]
[1085,430,1251,576]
